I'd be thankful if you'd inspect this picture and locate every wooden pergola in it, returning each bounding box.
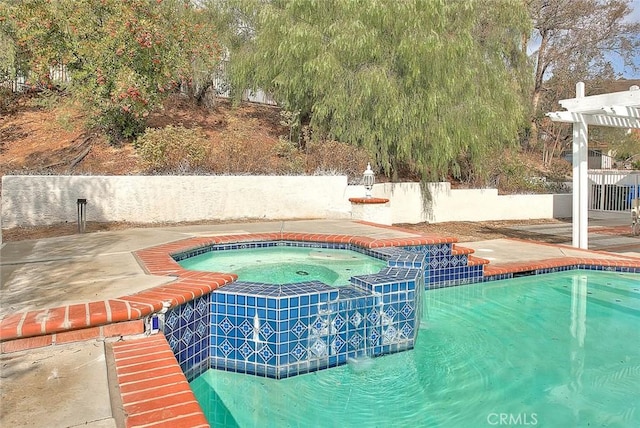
[547,82,640,249]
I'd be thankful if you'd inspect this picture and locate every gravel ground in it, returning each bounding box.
[397,218,571,243]
[1,218,570,243]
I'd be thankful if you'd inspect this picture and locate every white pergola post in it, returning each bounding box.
[547,82,640,249]
[572,82,588,248]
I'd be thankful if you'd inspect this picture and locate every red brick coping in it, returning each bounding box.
[482,239,640,276]
[111,334,209,428]
[0,232,453,346]
[4,232,639,347]
[349,197,390,204]
[0,270,235,346]
[483,256,640,276]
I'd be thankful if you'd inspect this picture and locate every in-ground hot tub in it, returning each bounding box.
[177,243,387,286]
[167,240,427,379]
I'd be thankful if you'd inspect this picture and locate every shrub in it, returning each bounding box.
[94,108,147,145]
[546,158,571,181]
[305,140,372,182]
[273,137,305,174]
[134,125,209,172]
[492,156,546,194]
[8,0,222,145]
[0,87,16,114]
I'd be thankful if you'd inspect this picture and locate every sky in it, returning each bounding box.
[618,0,640,78]
[629,0,640,22]
[527,0,640,79]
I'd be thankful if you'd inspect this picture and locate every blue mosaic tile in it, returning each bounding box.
[384,305,397,321]
[237,319,253,337]
[367,328,381,347]
[291,343,306,360]
[332,314,346,332]
[367,309,380,325]
[238,341,254,360]
[218,317,234,335]
[182,328,194,345]
[168,335,179,350]
[350,311,363,328]
[382,325,398,345]
[400,302,414,319]
[331,335,347,354]
[162,294,211,381]
[311,316,330,336]
[260,321,276,340]
[309,338,328,357]
[165,311,179,329]
[401,322,414,338]
[219,339,234,357]
[257,345,275,363]
[196,320,207,337]
[182,303,194,320]
[348,332,364,350]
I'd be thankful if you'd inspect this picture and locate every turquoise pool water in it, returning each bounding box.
[191,270,640,427]
[178,246,386,286]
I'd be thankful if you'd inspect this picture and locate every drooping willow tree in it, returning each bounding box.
[221,0,532,182]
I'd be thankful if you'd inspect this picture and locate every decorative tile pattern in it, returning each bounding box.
[163,295,210,381]
[204,261,423,378]
[309,338,328,357]
[350,312,363,327]
[238,341,254,359]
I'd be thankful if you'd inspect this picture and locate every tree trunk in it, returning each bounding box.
[529,30,549,151]
[196,84,217,109]
[530,120,539,152]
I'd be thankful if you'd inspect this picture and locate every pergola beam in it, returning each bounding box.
[601,105,640,118]
[559,87,640,112]
[547,111,640,128]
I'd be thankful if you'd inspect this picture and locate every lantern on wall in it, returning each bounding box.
[363,163,375,198]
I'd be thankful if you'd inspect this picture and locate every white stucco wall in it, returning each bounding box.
[0,175,353,228]
[350,201,392,225]
[0,175,572,229]
[375,182,572,224]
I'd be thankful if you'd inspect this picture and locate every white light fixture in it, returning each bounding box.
[363,163,375,198]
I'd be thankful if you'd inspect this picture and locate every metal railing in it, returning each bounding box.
[3,60,278,106]
[588,170,640,212]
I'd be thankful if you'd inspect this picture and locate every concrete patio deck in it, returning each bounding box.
[1,218,639,427]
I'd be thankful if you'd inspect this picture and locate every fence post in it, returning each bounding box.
[599,171,605,210]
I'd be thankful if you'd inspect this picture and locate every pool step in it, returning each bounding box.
[424,243,490,288]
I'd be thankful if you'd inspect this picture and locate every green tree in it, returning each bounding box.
[0,1,33,90]
[0,4,16,84]
[223,0,531,182]
[5,0,222,143]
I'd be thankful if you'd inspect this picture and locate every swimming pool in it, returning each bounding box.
[190,269,640,427]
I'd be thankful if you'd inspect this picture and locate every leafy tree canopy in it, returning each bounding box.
[224,0,532,181]
[526,0,640,153]
[2,0,222,142]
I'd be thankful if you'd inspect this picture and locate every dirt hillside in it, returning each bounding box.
[0,94,284,176]
[1,93,568,242]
